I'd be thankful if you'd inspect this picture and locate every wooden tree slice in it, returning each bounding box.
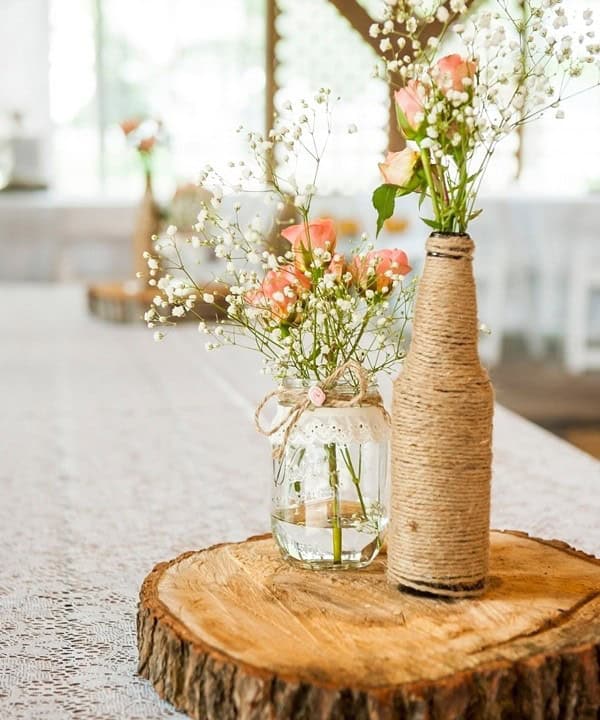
[87,282,157,323]
[87,281,227,323]
[137,531,600,720]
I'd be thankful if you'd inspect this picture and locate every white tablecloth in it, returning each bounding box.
[1,285,598,720]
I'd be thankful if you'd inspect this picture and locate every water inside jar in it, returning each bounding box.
[271,499,386,569]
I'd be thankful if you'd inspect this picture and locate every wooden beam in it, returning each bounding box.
[265,0,278,157]
[327,0,455,65]
[326,0,382,55]
[388,87,405,151]
[266,1,476,163]
[515,0,527,179]
[265,0,298,250]
[325,1,468,151]
[325,1,405,148]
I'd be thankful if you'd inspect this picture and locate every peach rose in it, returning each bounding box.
[434,54,476,93]
[353,249,411,292]
[281,218,337,269]
[394,80,426,130]
[137,136,157,153]
[120,118,141,136]
[378,148,419,187]
[246,265,310,320]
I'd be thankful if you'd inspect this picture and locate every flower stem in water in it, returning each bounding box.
[326,443,342,564]
[340,445,368,520]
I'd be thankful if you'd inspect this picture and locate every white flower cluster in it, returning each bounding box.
[144,95,416,380]
[371,0,600,232]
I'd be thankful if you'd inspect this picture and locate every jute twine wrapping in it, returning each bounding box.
[255,360,389,460]
[388,234,494,598]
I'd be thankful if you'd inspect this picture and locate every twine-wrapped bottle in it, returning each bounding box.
[388,233,494,597]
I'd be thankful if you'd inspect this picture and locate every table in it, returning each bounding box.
[1,285,598,720]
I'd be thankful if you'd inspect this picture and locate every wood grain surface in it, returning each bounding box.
[137,531,600,719]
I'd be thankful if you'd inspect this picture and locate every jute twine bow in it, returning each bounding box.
[255,360,388,460]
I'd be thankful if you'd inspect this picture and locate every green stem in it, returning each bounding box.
[455,144,469,233]
[419,148,442,227]
[327,443,342,564]
[340,446,367,520]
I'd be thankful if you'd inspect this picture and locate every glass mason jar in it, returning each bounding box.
[271,379,390,569]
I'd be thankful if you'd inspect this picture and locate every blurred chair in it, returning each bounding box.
[514,201,568,358]
[565,236,600,373]
[514,198,600,370]
[471,203,511,367]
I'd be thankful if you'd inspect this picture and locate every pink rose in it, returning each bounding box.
[353,249,411,292]
[327,253,346,280]
[307,385,326,407]
[246,265,310,320]
[394,80,426,130]
[434,54,476,93]
[378,148,419,187]
[281,218,337,270]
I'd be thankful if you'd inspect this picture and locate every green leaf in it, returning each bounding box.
[396,172,422,197]
[395,104,417,141]
[468,209,483,221]
[372,183,398,237]
[421,217,441,230]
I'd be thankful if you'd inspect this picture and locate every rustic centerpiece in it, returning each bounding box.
[136,0,600,714]
[371,0,600,596]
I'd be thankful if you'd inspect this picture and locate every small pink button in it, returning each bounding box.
[308,385,326,407]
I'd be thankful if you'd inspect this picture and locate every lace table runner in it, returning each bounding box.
[1,286,598,719]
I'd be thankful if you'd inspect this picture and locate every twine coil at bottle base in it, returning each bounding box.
[388,233,494,598]
[255,360,389,460]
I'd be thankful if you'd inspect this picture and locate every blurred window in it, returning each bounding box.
[274,0,389,195]
[438,0,600,194]
[48,0,600,198]
[519,0,600,194]
[49,0,266,197]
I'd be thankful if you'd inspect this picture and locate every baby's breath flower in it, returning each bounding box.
[436,6,449,22]
[146,92,416,379]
